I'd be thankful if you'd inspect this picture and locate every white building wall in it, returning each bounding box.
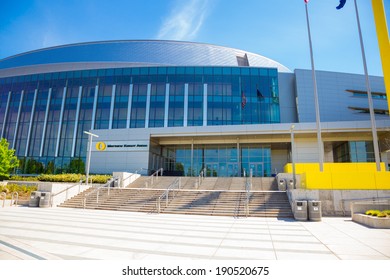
[295,138,320,163]
[89,128,150,174]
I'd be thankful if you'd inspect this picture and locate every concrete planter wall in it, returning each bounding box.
[352,214,390,229]
[287,189,390,216]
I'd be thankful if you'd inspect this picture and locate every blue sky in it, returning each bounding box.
[0,0,389,76]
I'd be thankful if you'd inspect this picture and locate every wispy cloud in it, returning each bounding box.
[157,0,211,41]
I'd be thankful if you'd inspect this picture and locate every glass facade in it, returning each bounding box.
[161,144,272,177]
[333,141,375,163]
[0,66,280,173]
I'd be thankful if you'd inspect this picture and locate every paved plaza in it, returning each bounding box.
[0,206,389,260]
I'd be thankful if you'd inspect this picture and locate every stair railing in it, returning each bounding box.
[1,192,6,208]
[196,168,206,189]
[244,169,253,217]
[156,177,181,213]
[83,177,116,209]
[10,192,18,207]
[144,168,163,188]
[50,180,84,207]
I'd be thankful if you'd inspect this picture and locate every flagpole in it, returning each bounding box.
[353,0,381,171]
[305,2,324,172]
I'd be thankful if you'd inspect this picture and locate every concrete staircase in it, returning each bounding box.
[59,176,293,218]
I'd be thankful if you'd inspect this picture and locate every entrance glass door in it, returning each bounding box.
[248,162,264,177]
[205,163,219,177]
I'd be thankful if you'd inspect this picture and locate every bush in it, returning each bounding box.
[381,210,390,216]
[9,175,39,181]
[365,209,390,218]
[365,210,381,216]
[377,212,388,218]
[0,183,37,199]
[89,175,111,184]
[7,173,111,184]
[37,174,82,183]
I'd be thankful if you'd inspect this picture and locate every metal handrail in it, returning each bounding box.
[50,180,83,207]
[1,192,6,208]
[11,192,18,207]
[244,169,253,217]
[156,177,181,213]
[144,168,163,188]
[83,178,115,209]
[196,168,207,189]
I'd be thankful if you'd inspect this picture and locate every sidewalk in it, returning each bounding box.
[0,207,389,260]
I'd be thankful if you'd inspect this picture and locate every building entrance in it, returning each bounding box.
[160,144,272,177]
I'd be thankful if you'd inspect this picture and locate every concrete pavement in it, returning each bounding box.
[0,206,389,260]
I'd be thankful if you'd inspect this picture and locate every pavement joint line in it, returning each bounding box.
[1,208,389,260]
[0,238,46,260]
[315,219,390,258]
[0,214,307,238]
[266,217,279,260]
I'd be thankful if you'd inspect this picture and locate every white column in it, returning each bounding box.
[203,84,207,126]
[164,83,170,127]
[184,83,189,127]
[40,88,52,157]
[109,84,116,129]
[126,84,133,128]
[1,91,11,138]
[145,83,151,128]
[12,90,24,149]
[55,87,67,157]
[71,86,82,157]
[91,85,99,130]
[25,89,38,157]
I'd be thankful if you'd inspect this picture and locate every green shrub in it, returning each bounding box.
[377,212,387,218]
[37,174,83,183]
[9,175,39,181]
[89,175,111,184]
[0,183,37,199]
[365,210,381,216]
[381,210,390,217]
[6,173,111,184]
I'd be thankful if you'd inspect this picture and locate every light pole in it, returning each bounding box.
[84,131,99,186]
[353,0,381,171]
[290,124,296,189]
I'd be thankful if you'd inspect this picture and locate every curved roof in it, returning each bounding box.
[0,40,291,75]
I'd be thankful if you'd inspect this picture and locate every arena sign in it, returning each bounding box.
[93,141,149,152]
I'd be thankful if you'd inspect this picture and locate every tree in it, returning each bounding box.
[0,138,19,179]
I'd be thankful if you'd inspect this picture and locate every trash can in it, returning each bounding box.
[278,179,286,191]
[29,191,41,207]
[288,179,294,189]
[294,200,308,221]
[39,192,51,208]
[308,200,322,221]
[113,178,119,188]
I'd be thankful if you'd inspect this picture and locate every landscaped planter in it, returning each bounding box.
[352,213,390,229]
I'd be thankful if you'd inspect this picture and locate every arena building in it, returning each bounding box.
[0,40,389,176]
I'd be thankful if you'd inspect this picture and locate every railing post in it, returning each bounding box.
[157,197,161,213]
[96,189,99,204]
[11,192,18,207]
[1,192,6,208]
[166,190,169,207]
[83,197,86,209]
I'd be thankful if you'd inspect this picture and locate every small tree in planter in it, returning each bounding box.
[0,138,19,180]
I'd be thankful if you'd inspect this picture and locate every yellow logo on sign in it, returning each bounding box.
[96,142,106,151]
